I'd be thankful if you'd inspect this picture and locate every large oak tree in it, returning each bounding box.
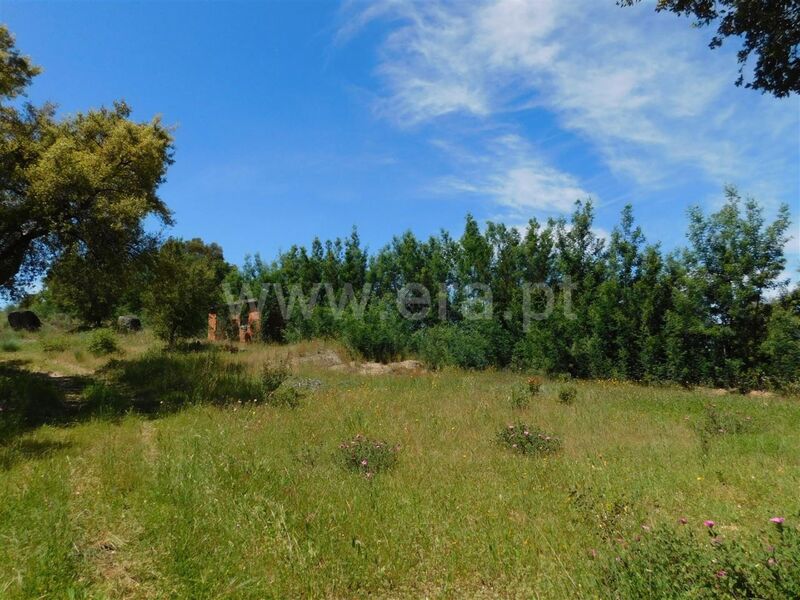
[0,26,174,298]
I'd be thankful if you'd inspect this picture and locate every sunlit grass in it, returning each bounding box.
[0,329,798,598]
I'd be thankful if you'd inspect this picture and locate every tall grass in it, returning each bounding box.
[0,354,798,598]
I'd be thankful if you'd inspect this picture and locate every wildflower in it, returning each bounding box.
[715,570,727,578]
[767,558,777,566]
[770,517,785,525]
[704,520,716,528]
[678,517,688,525]
[360,459,368,466]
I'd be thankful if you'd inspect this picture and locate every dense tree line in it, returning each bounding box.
[2,23,797,390]
[222,188,797,391]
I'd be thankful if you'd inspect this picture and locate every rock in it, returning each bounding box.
[357,360,426,375]
[117,315,142,332]
[287,377,324,392]
[390,360,425,373]
[294,349,344,368]
[7,310,41,331]
[359,362,392,375]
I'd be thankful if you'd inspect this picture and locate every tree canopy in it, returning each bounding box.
[0,26,174,298]
[621,0,800,97]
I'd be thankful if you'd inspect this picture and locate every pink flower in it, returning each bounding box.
[678,517,688,525]
[715,569,727,578]
[704,520,716,528]
[770,517,785,525]
[360,459,368,466]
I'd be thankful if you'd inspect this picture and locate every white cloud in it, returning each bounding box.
[433,133,594,215]
[341,0,799,208]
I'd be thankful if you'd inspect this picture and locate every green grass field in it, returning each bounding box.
[1,327,798,598]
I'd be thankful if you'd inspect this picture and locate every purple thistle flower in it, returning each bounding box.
[770,517,785,525]
[704,520,716,528]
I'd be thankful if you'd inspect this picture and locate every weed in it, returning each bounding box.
[339,434,399,477]
[261,364,289,395]
[1,339,20,352]
[497,421,562,456]
[41,337,69,353]
[603,518,800,599]
[527,376,542,395]
[558,385,577,405]
[267,385,302,408]
[87,329,119,356]
[698,403,754,436]
[510,383,531,409]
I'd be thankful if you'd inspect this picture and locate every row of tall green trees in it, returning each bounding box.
[226,189,797,390]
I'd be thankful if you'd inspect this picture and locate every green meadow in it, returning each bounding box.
[1,329,798,598]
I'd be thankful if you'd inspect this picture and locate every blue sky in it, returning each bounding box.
[2,0,798,278]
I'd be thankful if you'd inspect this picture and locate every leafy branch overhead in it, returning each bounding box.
[0,26,174,298]
[620,0,800,97]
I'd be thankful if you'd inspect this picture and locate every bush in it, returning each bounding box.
[41,336,68,353]
[266,385,302,409]
[415,320,513,370]
[1,339,20,352]
[338,434,399,478]
[261,364,289,395]
[558,385,577,405]
[497,421,562,456]
[603,518,800,599]
[0,369,64,441]
[510,383,531,410]
[340,298,411,363]
[527,376,542,395]
[87,329,118,356]
[81,382,130,416]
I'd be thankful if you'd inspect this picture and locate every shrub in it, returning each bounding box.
[416,320,513,370]
[510,383,531,410]
[497,421,562,456]
[340,298,411,363]
[41,336,69,353]
[558,385,577,405]
[603,518,800,599]
[0,369,64,440]
[1,339,20,352]
[87,329,118,356]
[527,376,542,395]
[338,434,399,478]
[81,382,130,416]
[261,364,289,395]
[266,385,302,409]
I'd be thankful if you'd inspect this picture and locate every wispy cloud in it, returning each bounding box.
[341,0,798,213]
[433,134,592,216]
